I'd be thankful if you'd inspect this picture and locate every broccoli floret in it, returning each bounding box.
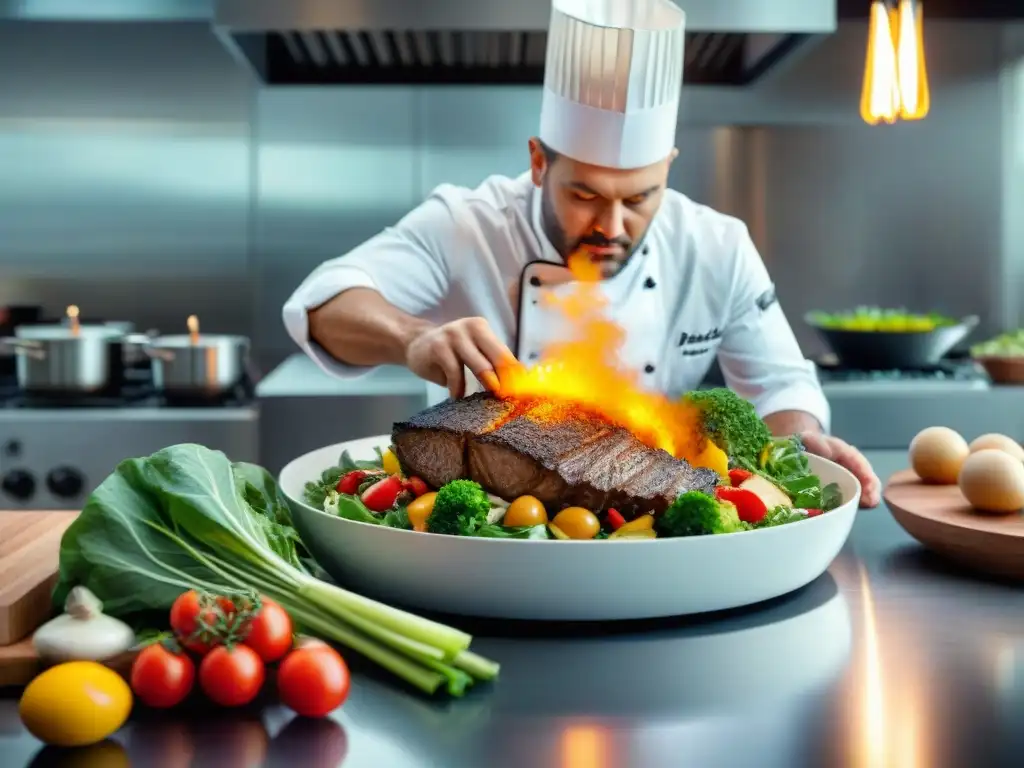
[684,388,772,467]
[658,490,749,537]
[427,479,492,536]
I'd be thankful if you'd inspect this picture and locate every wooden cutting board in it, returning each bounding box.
[0,511,77,646]
[885,470,1024,580]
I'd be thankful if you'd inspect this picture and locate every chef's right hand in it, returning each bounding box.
[404,317,520,399]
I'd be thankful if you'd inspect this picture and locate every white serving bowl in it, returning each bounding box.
[279,435,861,621]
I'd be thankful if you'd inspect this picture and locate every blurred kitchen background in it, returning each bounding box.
[1,0,1023,508]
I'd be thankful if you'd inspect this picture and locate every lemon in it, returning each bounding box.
[19,661,133,747]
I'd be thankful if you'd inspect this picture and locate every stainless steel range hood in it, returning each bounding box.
[212,0,839,87]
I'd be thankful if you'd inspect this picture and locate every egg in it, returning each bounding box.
[958,449,1024,514]
[909,426,970,484]
[19,661,132,747]
[968,433,1024,462]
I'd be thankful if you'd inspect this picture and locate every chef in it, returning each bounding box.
[282,0,880,508]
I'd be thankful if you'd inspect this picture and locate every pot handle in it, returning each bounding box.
[0,338,46,360]
[122,333,176,362]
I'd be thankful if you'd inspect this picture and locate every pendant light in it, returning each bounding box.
[859,0,930,125]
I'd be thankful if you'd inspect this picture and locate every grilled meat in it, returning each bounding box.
[392,393,718,516]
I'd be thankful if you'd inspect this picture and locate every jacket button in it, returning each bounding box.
[644,277,656,289]
[644,363,655,374]
[529,352,539,361]
[529,276,542,287]
[642,246,650,255]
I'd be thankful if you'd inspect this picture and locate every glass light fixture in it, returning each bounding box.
[859,0,929,125]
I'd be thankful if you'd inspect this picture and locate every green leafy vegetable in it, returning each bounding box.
[53,443,497,697]
[427,480,491,536]
[658,490,748,537]
[303,448,386,508]
[684,388,772,467]
[474,524,550,540]
[738,435,843,513]
[754,506,808,528]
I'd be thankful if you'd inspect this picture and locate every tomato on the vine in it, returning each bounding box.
[169,590,238,655]
[130,642,195,708]
[242,598,294,663]
[277,644,351,718]
[199,645,265,707]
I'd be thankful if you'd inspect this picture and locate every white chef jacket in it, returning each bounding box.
[282,172,831,432]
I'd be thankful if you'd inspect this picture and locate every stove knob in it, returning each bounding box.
[46,466,84,499]
[1,469,36,500]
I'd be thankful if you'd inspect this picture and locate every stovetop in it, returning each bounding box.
[0,368,256,410]
[815,358,991,392]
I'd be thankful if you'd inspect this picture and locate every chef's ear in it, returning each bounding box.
[528,137,553,186]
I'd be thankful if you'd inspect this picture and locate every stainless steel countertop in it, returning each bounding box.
[4,449,1022,768]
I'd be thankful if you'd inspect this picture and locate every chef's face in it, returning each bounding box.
[529,137,676,278]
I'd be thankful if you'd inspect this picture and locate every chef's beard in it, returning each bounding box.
[540,182,639,279]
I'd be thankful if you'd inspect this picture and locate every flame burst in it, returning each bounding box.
[497,252,704,460]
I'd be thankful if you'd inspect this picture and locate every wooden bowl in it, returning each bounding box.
[884,469,1024,580]
[974,355,1024,384]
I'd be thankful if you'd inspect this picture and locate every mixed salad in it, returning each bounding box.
[971,329,1024,359]
[303,389,845,542]
[807,307,958,333]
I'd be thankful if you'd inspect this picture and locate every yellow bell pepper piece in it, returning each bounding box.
[609,528,657,540]
[406,492,437,533]
[548,523,571,540]
[382,447,402,476]
[692,440,729,480]
[616,514,654,534]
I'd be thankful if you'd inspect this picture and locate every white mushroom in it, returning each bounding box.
[32,586,137,663]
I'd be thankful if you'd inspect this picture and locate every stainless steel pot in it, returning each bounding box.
[0,324,139,393]
[144,334,251,397]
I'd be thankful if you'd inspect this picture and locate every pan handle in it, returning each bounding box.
[0,338,46,360]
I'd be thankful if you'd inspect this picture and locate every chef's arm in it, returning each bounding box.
[308,288,433,368]
[716,231,831,434]
[282,196,456,378]
[762,410,823,437]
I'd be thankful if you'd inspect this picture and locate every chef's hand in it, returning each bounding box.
[404,317,520,400]
[798,431,881,508]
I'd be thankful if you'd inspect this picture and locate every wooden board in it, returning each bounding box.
[0,637,138,688]
[0,511,78,646]
[884,470,1024,580]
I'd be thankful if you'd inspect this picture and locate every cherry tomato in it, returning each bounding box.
[728,468,753,487]
[277,645,351,718]
[606,508,626,530]
[361,475,404,512]
[130,642,195,708]
[551,507,600,539]
[403,476,430,497]
[715,486,769,523]
[336,470,370,495]
[199,645,265,707]
[242,598,294,663]
[170,590,238,654]
[806,508,824,518]
[504,496,548,527]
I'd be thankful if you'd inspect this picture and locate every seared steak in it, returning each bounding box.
[392,393,718,516]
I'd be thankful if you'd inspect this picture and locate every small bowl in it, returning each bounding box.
[278,436,862,621]
[973,356,1024,385]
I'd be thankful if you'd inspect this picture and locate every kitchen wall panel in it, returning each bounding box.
[0,21,251,336]
[252,87,419,368]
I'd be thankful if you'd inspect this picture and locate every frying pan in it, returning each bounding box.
[805,312,979,370]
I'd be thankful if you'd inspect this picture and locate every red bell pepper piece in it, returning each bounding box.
[805,508,823,518]
[728,469,753,487]
[336,470,369,495]
[715,486,769,524]
[606,508,626,530]
[403,476,430,498]
[361,475,404,512]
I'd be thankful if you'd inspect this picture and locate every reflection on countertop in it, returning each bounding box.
[2,450,1023,767]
